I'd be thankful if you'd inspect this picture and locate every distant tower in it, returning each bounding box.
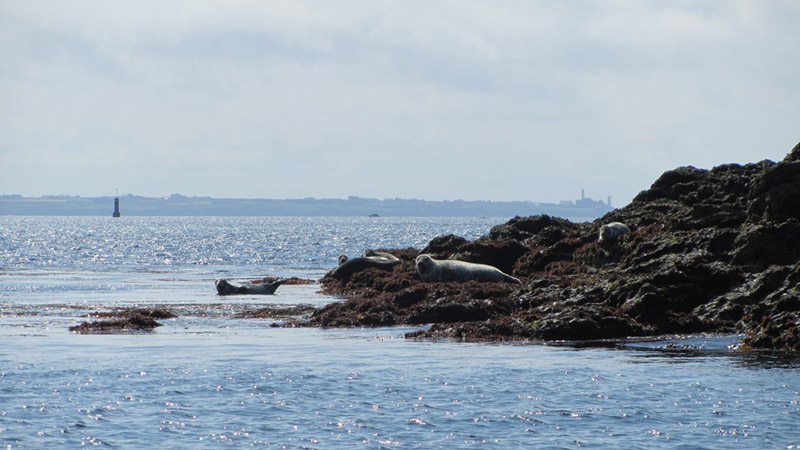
[607,195,612,207]
[112,189,121,217]
[581,188,585,201]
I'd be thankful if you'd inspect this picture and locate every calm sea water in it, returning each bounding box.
[1,216,798,449]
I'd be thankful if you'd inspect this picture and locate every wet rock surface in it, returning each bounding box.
[305,144,800,352]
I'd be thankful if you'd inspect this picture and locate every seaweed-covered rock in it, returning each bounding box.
[420,235,468,258]
[70,308,175,333]
[306,143,800,352]
[739,262,800,352]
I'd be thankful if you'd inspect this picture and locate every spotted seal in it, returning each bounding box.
[215,278,288,295]
[598,222,631,243]
[415,254,522,284]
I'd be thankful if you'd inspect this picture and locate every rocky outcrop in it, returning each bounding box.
[307,144,800,352]
[70,308,176,333]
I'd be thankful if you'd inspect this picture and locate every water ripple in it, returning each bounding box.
[2,217,800,448]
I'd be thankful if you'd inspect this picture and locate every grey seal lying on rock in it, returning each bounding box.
[215,278,288,295]
[415,254,522,284]
[598,222,631,243]
[331,249,401,279]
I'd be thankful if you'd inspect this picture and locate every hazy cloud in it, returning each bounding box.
[1,0,798,205]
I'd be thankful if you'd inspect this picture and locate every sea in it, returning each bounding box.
[1,216,798,449]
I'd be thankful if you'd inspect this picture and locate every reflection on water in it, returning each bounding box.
[3,323,799,449]
[3,290,799,448]
[2,216,799,448]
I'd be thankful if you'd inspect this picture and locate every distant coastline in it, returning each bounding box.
[0,193,614,219]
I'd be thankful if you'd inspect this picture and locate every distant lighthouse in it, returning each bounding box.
[112,190,121,217]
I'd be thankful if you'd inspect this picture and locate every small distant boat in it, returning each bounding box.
[369,213,380,217]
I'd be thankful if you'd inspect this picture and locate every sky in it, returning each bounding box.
[1,1,798,207]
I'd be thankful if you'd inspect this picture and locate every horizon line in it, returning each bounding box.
[0,191,614,204]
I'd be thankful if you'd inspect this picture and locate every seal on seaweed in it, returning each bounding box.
[415,254,522,284]
[598,222,631,243]
[331,249,401,279]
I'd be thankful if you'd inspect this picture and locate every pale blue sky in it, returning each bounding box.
[1,1,798,206]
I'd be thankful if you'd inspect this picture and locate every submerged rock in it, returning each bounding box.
[236,304,316,319]
[303,143,800,352]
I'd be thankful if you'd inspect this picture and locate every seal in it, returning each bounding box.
[415,254,522,284]
[598,222,631,243]
[215,278,288,295]
[331,249,401,279]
